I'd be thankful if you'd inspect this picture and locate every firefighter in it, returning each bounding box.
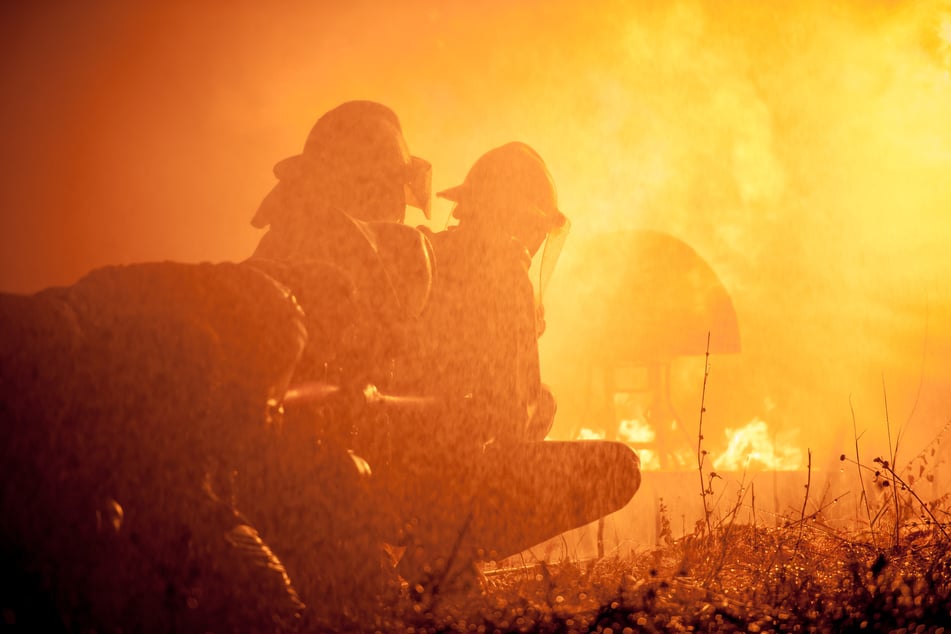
[391,142,641,599]
[247,100,435,390]
[415,141,568,443]
[243,101,438,623]
[0,263,309,632]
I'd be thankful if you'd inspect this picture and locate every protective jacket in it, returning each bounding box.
[416,224,542,444]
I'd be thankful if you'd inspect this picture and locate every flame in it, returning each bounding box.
[617,418,656,444]
[617,419,693,471]
[578,416,805,472]
[712,418,803,472]
[617,418,659,470]
[576,427,606,440]
[575,422,662,469]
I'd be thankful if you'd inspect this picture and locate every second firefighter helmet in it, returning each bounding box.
[437,141,566,238]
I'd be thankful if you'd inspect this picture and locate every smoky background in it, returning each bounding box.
[1,0,949,477]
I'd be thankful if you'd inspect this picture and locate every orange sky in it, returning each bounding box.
[1,0,949,466]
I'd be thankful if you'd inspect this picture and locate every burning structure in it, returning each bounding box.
[548,229,740,469]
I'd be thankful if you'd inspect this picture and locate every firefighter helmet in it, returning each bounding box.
[253,101,431,226]
[439,142,570,300]
[437,142,566,233]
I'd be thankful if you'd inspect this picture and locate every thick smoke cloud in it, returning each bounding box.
[1,0,949,467]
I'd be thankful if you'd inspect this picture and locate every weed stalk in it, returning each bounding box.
[697,332,712,537]
[873,456,950,542]
[795,448,812,553]
[882,376,901,547]
[850,397,874,541]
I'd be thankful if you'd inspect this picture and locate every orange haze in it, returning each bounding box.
[2,0,950,468]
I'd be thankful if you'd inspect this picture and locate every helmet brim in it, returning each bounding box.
[272,154,306,182]
[406,155,432,219]
[436,183,466,203]
[438,183,567,230]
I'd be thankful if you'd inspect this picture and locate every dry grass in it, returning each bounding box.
[365,506,948,633]
[310,348,951,632]
[343,405,951,633]
[368,510,945,632]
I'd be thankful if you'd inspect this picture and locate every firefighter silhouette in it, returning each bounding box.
[247,101,435,390]
[242,100,439,623]
[0,262,310,631]
[388,142,641,596]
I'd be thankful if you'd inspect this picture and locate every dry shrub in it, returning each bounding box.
[361,426,951,633]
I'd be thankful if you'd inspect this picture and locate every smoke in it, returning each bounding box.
[1,0,950,464]
[519,0,951,461]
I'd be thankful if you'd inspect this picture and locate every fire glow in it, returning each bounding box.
[1,1,950,488]
[578,417,803,472]
[712,418,803,472]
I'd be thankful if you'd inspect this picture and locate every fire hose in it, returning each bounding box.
[281,381,444,411]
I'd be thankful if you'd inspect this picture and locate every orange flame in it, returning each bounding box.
[576,427,606,440]
[617,418,656,444]
[712,418,803,472]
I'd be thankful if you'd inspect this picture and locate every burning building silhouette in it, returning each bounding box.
[551,229,740,469]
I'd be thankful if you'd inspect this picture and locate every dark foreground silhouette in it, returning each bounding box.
[0,257,639,631]
[0,103,640,631]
